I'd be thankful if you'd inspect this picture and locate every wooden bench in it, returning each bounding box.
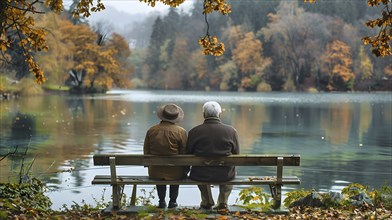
[92,154,300,211]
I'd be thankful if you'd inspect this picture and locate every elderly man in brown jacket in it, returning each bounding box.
[187,101,240,210]
[144,103,188,209]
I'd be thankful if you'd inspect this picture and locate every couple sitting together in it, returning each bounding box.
[143,101,240,210]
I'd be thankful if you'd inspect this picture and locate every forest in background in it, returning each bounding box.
[1,0,391,94]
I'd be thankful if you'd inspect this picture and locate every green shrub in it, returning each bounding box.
[0,75,18,94]
[307,87,319,93]
[0,178,52,218]
[283,188,312,208]
[371,184,392,210]
[236,186,272,211]
[257,81,272,92]
[18,78,44,96]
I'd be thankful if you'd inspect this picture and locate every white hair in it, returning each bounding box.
[203,101,222,118]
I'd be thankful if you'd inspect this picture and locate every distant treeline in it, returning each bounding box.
[1,0,391,93]
[135,0,391,92]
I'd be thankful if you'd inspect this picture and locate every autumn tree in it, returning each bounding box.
[320,40,355,91]
[217,60,238,91]
[105,33,134,89]
[161,35,191,89]
[352,46,374,91]
[35,13,73,86]
[260,1,330,91]
[58,19,132,92]
[231,31,271,91]
[359,47,374,80]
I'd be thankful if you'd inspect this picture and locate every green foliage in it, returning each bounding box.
[370,184,392,210]
[92,188,110,210]
[18,78,44,96]
[136,188,156,206]
[0,178,52,218]
[249,75,262,89]
[42,84,70,92]
[256,81,272,92]
[0,75,12,92]
[283,188,312,208]
[322,192,343,208]
[236,186,272,211]
[341,183,368,198]
[286,183,392,210]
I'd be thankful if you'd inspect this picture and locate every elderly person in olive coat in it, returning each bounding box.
[144,103,188,209]
[186,101,240,210]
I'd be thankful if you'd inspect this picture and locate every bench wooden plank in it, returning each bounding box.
[93,154,300,166]
[92,175,301,185]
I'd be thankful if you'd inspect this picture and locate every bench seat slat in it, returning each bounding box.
[92,175,300,185]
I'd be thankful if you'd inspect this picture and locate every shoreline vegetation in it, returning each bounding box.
[1,78,391,101]
[0,178,391,219]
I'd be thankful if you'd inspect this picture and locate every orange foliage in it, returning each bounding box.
[321,40,355,91]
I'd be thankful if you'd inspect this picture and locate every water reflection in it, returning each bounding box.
[0,91,391,208]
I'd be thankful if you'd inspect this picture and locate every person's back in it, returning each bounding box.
[145,121,187,180]
[186,101,240,210]
[187,117,239,182]
[144,103,188,209]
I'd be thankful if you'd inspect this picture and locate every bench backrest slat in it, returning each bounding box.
[93,154,300,166]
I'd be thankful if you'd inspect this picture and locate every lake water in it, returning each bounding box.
[0,90,391,209]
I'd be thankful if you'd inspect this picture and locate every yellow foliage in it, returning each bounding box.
[203,0,231,15]
[72,0,106,17]
[198,35,225,56]
[362,0,392,57]
[359,47,373,80]
[232,32,271,74]
[1,1,48,83]
[44,0,63,12]
[321,40,355,90]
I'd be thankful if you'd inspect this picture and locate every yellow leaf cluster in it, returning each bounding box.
[2,1,49,84]
[362,0,391,57]
[367,0,390,7]
[198,35,225,56]
[72,0,106,18]
[0,39,11,52]
[44,0,63,12]
[203,0,231,15]
[303,0,317,3]
[25,54,47,84]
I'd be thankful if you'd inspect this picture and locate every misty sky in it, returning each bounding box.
[64,0,194,14]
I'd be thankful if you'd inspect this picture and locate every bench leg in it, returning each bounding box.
[130,184,137,206]
[269,184,282,209]
[112,184,124,209]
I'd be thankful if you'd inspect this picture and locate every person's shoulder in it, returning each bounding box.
[188,123,203,133]
[222,123,238,132]
[176,125,187,133]
[148,123,162,131]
